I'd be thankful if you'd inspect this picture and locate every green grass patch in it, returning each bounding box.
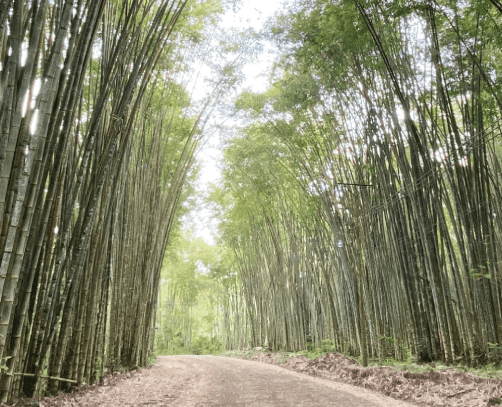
[155,335,224,356]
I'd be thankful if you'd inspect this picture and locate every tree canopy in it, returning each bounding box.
[1,0,502,403]
[213,0,502,368]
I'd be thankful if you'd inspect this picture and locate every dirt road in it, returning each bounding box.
[42,355,418,406]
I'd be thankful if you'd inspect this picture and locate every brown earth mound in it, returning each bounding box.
[0,365,156,407]
[224,351,502,406]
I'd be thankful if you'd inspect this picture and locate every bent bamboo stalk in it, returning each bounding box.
[4,373,78,384]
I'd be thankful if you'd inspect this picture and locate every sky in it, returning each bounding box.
[185,0,285,245]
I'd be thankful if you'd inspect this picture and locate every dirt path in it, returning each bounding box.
[35,355,417,407]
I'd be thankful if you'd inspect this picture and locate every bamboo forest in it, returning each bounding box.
[0,0,502,404]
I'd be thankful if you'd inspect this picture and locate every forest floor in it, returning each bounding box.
[3,352,502,406]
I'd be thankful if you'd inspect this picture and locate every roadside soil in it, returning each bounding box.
[4,352,502,406]
[225,351,502,406]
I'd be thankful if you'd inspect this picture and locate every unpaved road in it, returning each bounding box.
[48,355,418,406]
[174,355,416,406]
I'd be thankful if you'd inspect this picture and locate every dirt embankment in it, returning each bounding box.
[225,350,502,406]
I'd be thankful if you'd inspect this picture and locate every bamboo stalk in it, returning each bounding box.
[5,373,78,384]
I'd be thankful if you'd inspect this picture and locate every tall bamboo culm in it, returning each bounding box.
[0,0,204,401]
[220,0,502,368]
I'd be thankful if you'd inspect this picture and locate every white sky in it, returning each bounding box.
[187,0,285,245]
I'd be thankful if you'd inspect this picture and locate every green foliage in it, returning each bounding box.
[318,339,335,353]
[191,336,223,355]
[378,336,412,363]
[292,340,338,360]
[379,335,396,345]
[0,356,11,372]
[155,227,244,356]
[469,260,493,280]
[270,0,374,88]
[176,0,223,41]
[488,342,502,360]
[157,333,222,356]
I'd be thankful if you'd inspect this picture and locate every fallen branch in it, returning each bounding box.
[447,388,475,398]
[7,373,77,384]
